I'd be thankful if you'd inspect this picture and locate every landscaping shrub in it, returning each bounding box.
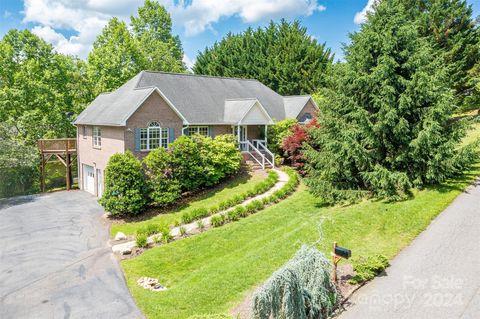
[136,233,148,248]
[179,226,187,236]
[282,118,319,174]
[267,119,297,154]
[348,255,389,285]
[100,151,147,216]
[252,245,338,319]
[143,148,181,206]
[210,214,225,227]
[143,134,242,207]
[161,225,172,243]
[182,207,209,224]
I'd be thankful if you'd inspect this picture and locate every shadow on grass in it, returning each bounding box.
[113,167,256,223]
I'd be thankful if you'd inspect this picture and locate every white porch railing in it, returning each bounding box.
[240,140,275,170]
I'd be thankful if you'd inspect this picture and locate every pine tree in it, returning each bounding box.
[411,0,479,109]
[303,0,478,203]
[193,20,333,95]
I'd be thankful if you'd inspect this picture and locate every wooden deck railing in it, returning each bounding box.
[38,138,76,153]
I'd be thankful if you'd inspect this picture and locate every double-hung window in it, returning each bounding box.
[186,126,209,137]
[93,127,101,147]
[140,121,168,151]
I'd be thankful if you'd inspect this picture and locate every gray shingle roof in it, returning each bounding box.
[283,96,313,119]
[74,71,314,126]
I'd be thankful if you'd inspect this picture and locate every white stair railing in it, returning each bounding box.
[240,140,274,170]
[254,140,275,168]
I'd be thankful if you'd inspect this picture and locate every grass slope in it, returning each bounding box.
[111,171,264,237]
[122,164,480,318]
[122,123,479,318]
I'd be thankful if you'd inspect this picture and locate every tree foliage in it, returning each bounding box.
[88,0,185,95]
[411,0,479,109]
[304,0,479,204]
[0,29,91,144]
[131,0,185,72]
[193,20,334,95]
[267,119,298,154]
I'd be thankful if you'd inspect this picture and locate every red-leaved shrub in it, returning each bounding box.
[282,118,319,174]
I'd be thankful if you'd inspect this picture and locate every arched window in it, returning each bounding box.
[139,121,169,150]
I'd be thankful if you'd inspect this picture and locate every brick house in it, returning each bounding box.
[74,71,318,197]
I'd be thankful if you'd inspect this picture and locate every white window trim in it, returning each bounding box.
[93,126,101,148]
[82,126,87,139]
[140,122,169,151]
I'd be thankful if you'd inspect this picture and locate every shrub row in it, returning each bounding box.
[100,134,242,216]
[180,170,279,224]
[211,167,299,227]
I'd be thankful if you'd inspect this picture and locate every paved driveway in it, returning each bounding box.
[338,179,480,319]
[0,191,143,319]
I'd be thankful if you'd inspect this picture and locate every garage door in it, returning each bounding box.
[83,165,95,195]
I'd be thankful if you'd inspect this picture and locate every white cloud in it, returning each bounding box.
[23,0,327,58]
[168,0,326,36]
[354,0,377,25]
[4,10,12,18]
[183,53,195,70]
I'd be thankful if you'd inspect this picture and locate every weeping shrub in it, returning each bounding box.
[252,245,338,319]
[99,151,147,216]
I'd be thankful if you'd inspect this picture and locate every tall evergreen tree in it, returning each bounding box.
[193,20,333,95]
[87,17,145,95]
[412,0,479,109]
[131,0,185,72]
[303,0,478,203]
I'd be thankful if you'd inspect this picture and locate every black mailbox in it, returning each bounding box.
[334,246,351,259]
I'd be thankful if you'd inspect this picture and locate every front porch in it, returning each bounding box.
[232,124,275,169]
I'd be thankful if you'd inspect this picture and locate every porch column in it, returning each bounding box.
[237,125,240,144]
[264,125,268,146]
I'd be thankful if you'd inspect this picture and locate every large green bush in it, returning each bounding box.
[99,151,147,216]
[143,147,181,206]
[144,134,242,206]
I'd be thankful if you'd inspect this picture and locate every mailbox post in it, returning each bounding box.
[331,241,351,282]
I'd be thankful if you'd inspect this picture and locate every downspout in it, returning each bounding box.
[182,125,189,136]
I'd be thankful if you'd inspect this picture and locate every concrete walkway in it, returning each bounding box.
[337,178,480,319]
[0,191,143,319]
[112,168,289,254]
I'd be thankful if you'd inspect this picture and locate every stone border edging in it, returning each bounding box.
[112,168,289,255]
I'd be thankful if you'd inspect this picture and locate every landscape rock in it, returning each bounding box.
[137,277,167,292]
[114,232,127,241]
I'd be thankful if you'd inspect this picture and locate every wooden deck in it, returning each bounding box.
[38,138,77,192]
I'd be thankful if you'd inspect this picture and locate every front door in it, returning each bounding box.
[233,126,247,150]
[96,169,102,198]
[83,165,95,195]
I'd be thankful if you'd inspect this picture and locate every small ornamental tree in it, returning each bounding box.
[252,245,338,319]
[282,118,319,173]
[143,147,181,206]
[99,151,147,216]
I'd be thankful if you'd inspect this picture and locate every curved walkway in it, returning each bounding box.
[0,191,143,319]
[337,178,480,319]
[112,168,289,254]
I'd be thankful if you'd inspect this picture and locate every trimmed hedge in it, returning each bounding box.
[210,167,299,227]
[180,170,279,224]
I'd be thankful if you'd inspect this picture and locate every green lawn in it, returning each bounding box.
[122,124,480,319]
[111,171,265,237]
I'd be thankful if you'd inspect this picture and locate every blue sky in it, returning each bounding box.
[1,0,479,67]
